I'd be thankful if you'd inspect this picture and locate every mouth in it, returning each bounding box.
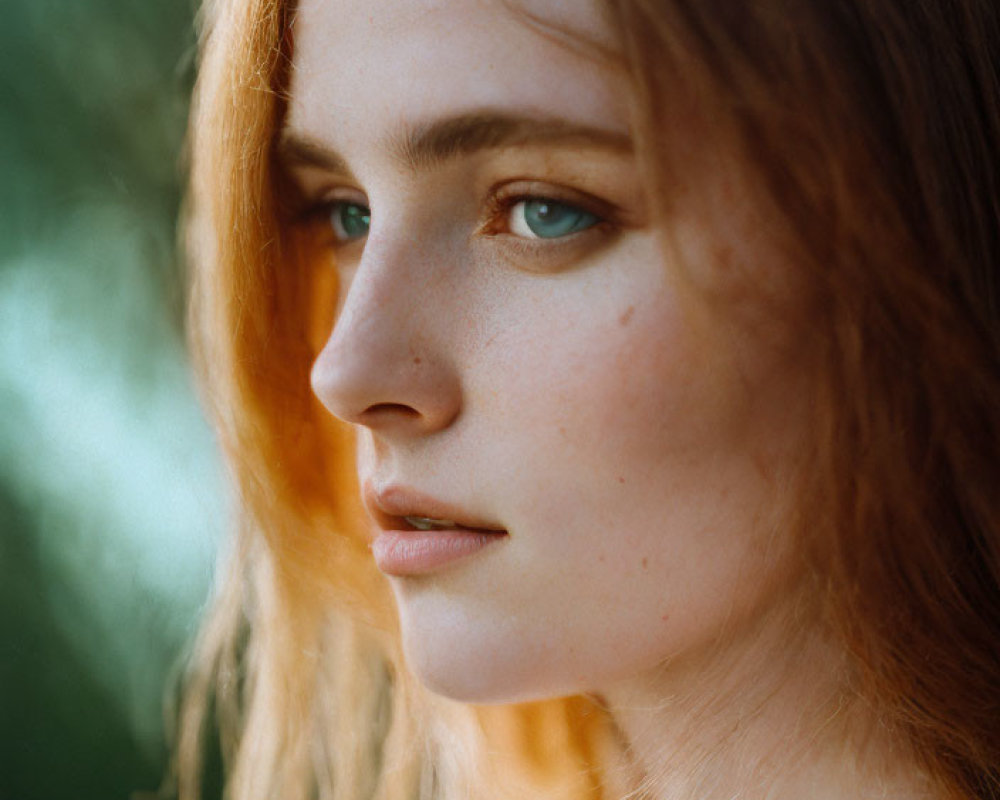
[403,515,458,531]
[363,483,508,576]
[400,514,506,535]
[364,483,508,535]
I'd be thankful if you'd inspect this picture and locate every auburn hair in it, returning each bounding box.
[177,0,1000,798]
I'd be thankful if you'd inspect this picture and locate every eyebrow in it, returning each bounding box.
[276,110,633,176]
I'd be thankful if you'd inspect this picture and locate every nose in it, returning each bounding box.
[310,235,462,437]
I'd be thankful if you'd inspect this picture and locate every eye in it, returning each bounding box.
[507,198,599,239]
[329,201,371,243]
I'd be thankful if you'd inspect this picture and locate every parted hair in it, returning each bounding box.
[177,1,1000,798]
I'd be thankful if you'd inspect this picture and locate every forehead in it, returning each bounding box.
[287,0,629,154]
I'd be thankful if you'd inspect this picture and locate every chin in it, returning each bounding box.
[401,631,534,704]
[396,611,573,705]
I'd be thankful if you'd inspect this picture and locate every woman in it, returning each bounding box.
[178,0,1000,798]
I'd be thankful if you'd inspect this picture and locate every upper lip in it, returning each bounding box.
[363,482,507,533]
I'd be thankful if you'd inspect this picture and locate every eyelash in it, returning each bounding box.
[297,184,620,266]
[482,187,613,237]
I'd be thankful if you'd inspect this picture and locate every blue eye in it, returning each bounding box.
[330,201,371,242]
[509,199,599,239]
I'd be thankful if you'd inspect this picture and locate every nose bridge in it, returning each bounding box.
[311,227,461,433]
[335,236,417,361]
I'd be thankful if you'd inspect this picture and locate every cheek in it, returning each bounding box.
[478,274,746,478]
[460,270,801,675]
[394,237,807,700]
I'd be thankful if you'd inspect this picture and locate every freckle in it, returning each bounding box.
[617,476,625,484]
[661,613,670,622]
[618,305,635,326]
[413,357,422,365]
[642,557,649,569]
[559,426,567,437]
[598,555,606,563]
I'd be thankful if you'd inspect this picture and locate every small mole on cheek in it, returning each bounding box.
[617,476,625,484]
[618,305,635,326]
[413,357,422,365]
[661,613,670,622]
[642,557,649,569]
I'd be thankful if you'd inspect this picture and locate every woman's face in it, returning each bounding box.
[290,0,808,702]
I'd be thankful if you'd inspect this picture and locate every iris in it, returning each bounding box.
[331,202,371,241]
[515,199,598,239]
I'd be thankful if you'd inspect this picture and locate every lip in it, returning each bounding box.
[363,482,508,576]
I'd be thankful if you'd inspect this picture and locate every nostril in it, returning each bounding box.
[364,402,421,418]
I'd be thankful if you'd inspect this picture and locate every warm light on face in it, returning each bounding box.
[288,0,810,704]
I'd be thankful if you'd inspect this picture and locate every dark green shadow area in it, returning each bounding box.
[0,485,158,798]
[0,1,222,798]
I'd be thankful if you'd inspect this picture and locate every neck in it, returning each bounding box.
[598,598,941,800]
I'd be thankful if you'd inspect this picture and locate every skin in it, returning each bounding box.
[285,1,937,797]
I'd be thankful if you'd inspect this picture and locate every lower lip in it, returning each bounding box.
[371,529,507,576]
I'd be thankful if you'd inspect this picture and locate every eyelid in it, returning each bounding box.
[481,180,621,236]
[474,180,625,273]
[288,183,370,225]
[283,186,371,261]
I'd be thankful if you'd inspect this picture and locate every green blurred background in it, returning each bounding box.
[0,1,223,797]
